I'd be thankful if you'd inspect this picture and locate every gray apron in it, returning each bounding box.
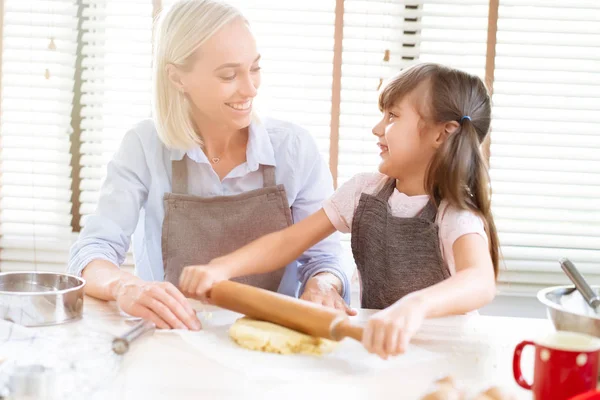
[161,156,293,291]
[351,178,451,309]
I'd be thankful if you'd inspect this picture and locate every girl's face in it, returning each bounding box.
[372,93,439,179]
[171,17,261,132]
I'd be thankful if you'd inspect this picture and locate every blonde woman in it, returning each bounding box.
[68,0,352,330]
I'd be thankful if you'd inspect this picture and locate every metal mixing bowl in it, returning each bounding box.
[538,285,600,337]
[0,271,85,327]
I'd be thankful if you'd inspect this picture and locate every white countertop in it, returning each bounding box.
[1,296,552,400]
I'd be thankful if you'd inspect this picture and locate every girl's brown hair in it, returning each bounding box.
[379,62,499,278]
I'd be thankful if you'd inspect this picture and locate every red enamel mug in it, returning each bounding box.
[513,331,600,400]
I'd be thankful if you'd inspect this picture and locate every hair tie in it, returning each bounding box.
[460,115,471,123]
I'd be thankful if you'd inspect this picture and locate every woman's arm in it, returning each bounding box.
[69,127,200,330]
[82,259,139,301]
[83,259,199,330]
[68,129,150,283]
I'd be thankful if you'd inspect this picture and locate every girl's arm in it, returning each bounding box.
[363,233,496,359]
[179,209,337,298]
[219,209,337,277]
[418,232,496,317]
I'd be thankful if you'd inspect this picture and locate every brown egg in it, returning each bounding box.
[483,386,517,400]
[420,384,463,400]
[472,395,495,400]
[435,376,457,388]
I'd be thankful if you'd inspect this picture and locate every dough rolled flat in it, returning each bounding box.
[229,317,338,356]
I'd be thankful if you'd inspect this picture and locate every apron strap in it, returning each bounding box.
[262,165,276,188]
[418,201,438,222]
[171,157,188,194]
[375,178,396,201]
[376,177,437,222]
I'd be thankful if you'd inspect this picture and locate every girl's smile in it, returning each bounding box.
[377,142,389,155]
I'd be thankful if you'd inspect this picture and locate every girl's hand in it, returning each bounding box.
[300,272,357,316]
[362,294,428,359]
[179,264,231,303]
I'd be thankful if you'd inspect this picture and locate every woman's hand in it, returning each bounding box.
[300,272,356,316]
[179,264,230,303]
[113,279,201,331]
[362,294,428,359]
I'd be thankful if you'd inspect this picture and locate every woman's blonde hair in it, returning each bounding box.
[152,0,244,150]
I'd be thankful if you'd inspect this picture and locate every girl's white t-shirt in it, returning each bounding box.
[322,172,488,275]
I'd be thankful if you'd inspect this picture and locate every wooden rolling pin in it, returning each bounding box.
[210,280,363,342]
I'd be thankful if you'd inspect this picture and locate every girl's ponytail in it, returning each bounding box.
[426,117,499,278]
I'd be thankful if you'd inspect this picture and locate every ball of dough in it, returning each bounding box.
[229,317,338,356]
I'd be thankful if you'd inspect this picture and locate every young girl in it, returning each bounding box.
[179,63,499,359]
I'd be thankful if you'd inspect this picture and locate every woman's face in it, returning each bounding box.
[177,17,261,131]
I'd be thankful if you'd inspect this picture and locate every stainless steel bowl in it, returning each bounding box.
[0,271,85,327]
[538,285,600,337]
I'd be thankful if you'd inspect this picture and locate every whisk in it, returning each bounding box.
[111,307,213,355]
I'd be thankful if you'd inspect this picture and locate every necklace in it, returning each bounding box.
[211,157,220,164]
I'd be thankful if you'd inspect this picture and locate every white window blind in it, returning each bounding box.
[337,0,418,186]
[337,0,489,187]
[418,0,489,78]
[236,0,336,161]
[78,0,154,268]
[79,0,153,224]
[0,0,77,272]
[166,0,338,162]
[336,0,489,267]
[2,0,596,297]
[491,0,600,295]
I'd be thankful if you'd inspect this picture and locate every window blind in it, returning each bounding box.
[2,0,596,297]
[491,0,600,295]
[0,0,78,272]
[336,1,489,267]
[78,0,153,228]
[337,0,417,186]
[77,0,154,268]
[337,0,489,187]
